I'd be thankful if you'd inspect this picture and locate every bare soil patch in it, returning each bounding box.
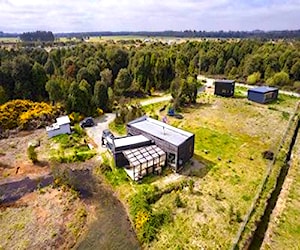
[0,129,51,181]
[0,186,92,250]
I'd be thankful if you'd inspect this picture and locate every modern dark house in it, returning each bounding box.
[127,116,195,172]
[111,135,152,167]
[214,80,235,97]
[247,86,279,104]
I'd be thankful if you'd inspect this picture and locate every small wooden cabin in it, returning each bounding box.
[127,116,195,172]
[247,86,278,104]
[214,80,235,97]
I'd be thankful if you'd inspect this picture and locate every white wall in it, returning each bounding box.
[47,124,71,138]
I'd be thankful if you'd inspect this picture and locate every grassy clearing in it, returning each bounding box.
[100,93,298,248]
[261,126,300,249]
[108,120,127,136]
[50,125,96,163]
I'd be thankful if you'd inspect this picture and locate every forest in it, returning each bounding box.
[19,31,55,42]
[0,39,300,117]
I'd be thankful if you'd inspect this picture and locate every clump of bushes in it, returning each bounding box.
[50,132,95,163]
[27,145,38,163]
[174,193,186,208]
[129,185,172,243]
[0,99,62,130]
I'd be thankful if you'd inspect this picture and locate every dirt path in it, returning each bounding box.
[140,94,172,106]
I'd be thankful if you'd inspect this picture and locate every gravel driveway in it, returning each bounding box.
[84,113,116,151]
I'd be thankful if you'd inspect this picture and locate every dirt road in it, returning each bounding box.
[140,94,172,106]
[84,113,115,150]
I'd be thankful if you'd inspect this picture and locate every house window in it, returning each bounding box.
[168,153,176,164]
[264,92,274,101]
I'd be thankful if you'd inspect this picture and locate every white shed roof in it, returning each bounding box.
[56,116,70,125]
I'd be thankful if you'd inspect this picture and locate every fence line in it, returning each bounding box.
[231,101,300,249]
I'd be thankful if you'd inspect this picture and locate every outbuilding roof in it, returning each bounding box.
[128,116,194,146]
[114,135,151,148]
[215,80,235,84]
[56,116,71,125]
[249,86,278,94]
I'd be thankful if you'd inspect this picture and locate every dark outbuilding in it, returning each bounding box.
[127,116,195,172]
[247,86,278,104]
[214,80,235,97]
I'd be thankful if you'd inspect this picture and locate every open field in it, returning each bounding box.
[0,186,91,250]
[0,128,95,249]
[0,37,19,43]
[0,129,51,180]
[261,126,300,249]
[105,92,299,249]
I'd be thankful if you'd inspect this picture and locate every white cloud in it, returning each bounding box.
[0,0,299,32]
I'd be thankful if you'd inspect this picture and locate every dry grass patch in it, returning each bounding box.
[0,186,91,250]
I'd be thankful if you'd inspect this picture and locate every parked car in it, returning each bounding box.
[80,117,95,128]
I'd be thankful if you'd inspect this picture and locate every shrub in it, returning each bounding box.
[96,108,104,116]
[188,179,195,194]
[129,184,173,244]
[0,99,61,130]
[174,194,185,208]
[73,124,86,136]
[27,145,38,163]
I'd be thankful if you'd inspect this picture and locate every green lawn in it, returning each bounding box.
[102,93,299,249]
[50,126,96,163]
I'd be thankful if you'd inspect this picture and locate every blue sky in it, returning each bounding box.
[0,0,299,32]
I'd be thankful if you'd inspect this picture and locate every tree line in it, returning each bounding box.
[55,30,300,39]
[20,31,55,42]
[0,39,300,116]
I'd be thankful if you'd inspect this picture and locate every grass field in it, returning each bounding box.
[261,126,300,249]
[102,92,299,249]
[0,37,19,43]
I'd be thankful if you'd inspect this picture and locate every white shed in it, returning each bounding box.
[46,115,71,138]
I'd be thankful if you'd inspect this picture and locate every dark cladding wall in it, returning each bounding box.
[177,135,195,168]
[247,89,278,104]
[127,125,194,171]
[114,152,129,167]
[214,81,235,97]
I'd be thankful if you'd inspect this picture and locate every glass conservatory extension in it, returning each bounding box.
[123,145,166,181]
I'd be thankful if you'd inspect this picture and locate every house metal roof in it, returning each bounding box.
[114,135,151,148]
[249,86,278,94]
[128,116,194,146]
